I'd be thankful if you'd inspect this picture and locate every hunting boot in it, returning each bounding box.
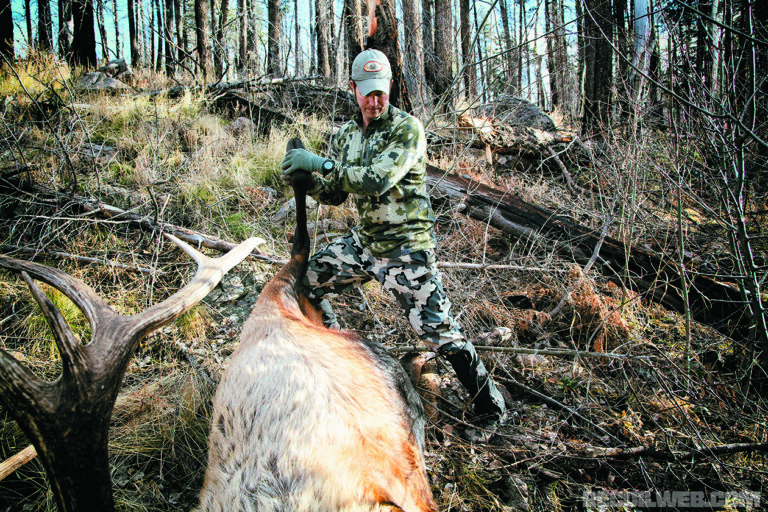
[441,340,506,425]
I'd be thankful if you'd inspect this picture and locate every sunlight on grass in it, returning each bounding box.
[22,284,91,359]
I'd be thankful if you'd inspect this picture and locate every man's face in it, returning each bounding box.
[351,81,391,127]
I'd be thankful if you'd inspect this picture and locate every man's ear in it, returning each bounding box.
[350,80,356,92]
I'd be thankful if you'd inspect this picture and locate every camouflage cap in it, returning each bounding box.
[351,49,392,96]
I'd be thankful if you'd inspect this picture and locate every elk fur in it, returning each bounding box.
[198,145,437,512]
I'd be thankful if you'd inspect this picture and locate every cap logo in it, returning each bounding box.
[363,60,384,73]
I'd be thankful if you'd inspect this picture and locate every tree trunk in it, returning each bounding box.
[343,0,364,74]
[164,0,175,76]
[433,0,453,111]
[96,0,108,60]
[237,0,247,71]
[555,0,568,110]
[517,0,524,91]
[111,0,119,58]
[545,0,558,107]
[245,0,260,74]
[58,0,73,58]
[459,0,475,102]
[422,0,437,98]
[127,0,138,66]
[499,0,515,94]
[0,0,13,61]
[213,0,228,76]
[154,0,163,70]
[38,0,53,50]
[295,0,304,75]
[24,0,32,49]
[327,0,337,81]
[175,0,185,68]
[148,0,155,67]
[472,1,486,104]
[581,0,613,137]
[315,0,331,79]
[366,0,410,111]
[195,0,211,78]
[267,0,281,76]
[70,0,97,67]
[402,0,425,114]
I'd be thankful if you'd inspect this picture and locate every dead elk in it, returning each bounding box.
[198,140,437,512]
[0,234,263,512]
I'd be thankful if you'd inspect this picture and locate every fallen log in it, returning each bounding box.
[425,165,750,343]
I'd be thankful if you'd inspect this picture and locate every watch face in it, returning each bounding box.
[323,160,334,172]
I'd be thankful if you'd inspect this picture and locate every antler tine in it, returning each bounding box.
[0,254,115,329]
[134,235,265,335]
[21,271,89,382]
[164,233,265,270]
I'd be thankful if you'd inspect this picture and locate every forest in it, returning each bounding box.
[0,0,767,510]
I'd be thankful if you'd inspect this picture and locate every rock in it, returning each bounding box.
[76,72,129,91]
[80,142,117,164]
[514,353,550,372]
[98,58,129,77]
[480,95,557,132]
[204,274,246,305]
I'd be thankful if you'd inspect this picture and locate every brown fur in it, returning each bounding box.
[199,236,436,512]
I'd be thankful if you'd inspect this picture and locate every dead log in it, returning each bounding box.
[425,165,750,343]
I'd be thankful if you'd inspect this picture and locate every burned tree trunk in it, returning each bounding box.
[366,0,411,112]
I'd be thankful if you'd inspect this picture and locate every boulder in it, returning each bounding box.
[480,95,557,132]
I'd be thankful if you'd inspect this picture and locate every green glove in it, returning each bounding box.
[281,149,326,176]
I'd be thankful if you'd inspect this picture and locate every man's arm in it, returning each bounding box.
[312,116,426,200]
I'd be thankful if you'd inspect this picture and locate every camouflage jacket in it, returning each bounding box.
[308,105,436,257]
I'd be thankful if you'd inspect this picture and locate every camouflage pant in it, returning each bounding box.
[303,229,464,348]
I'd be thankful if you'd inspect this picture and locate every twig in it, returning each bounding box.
[545,146,586,195]
[573,441,768,461]
[0,244,163,275]
[496,373,623,446]
[437,261,568,272]
[0,445,37,481]
[388,344,647,360]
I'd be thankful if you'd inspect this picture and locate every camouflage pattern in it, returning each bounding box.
[303,104,507,420]
[303,229,464,348]
[307,105,436,258]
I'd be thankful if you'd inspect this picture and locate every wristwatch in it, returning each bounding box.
[322,159,334,175]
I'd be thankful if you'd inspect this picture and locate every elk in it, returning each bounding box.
[0,234,263,512]
[198,140,438,512]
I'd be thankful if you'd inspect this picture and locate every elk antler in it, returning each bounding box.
[0,234,263,512]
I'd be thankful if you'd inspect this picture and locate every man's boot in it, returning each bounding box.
[441,340,506,422]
